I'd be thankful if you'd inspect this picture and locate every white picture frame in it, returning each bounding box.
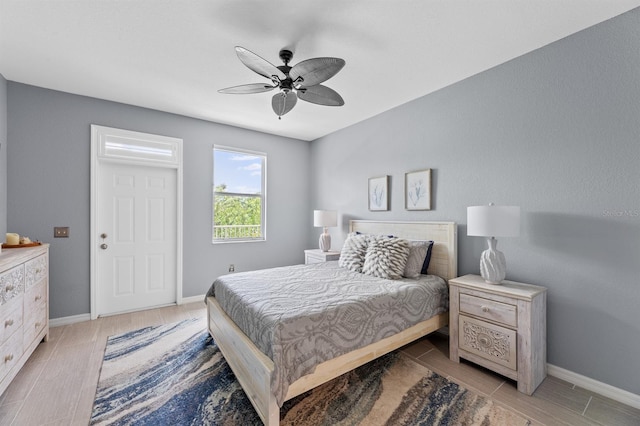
[368,175,389,211]
[405,169,431,210]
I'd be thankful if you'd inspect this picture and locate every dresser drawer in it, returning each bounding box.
[24,305,47,347]
[459,315,517,371]
[0,295,24,344]
[25,254,48,289]
[0,327,23,379]
[0,265,25,305]
[459,293,517,327]
[25,280,47,313]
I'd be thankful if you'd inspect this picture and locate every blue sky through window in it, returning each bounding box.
[214,149,262,194]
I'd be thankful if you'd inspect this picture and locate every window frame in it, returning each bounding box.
[212,145,267,244]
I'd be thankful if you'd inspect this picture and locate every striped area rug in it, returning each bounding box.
[91,319,531,425]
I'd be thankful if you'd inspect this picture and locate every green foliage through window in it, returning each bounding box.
[213,147,266,242]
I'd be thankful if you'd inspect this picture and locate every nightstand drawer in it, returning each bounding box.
[459,293,517,327]
[459,315,517,371]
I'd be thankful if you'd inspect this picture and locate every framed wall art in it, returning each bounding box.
[405,169,431,210]
[368,175,389,211]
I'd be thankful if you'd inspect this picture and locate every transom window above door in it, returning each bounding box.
[212,146,266,243]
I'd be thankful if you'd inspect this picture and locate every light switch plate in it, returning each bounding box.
[54,227,69,238]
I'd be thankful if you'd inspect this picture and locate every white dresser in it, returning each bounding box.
[0,245,49,396]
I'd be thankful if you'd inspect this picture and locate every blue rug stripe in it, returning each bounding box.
[90,319,261,425]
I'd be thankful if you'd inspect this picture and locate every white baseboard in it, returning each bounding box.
[548,364,640,410]
[49,313,91,327]
[179,294,206,304]
[51,295,206,327]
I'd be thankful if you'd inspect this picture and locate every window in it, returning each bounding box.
[212,146,266,243]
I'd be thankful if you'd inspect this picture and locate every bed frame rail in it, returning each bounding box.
[207,297,279,425]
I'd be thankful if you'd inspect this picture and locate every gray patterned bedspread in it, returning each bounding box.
[206,261,448,407]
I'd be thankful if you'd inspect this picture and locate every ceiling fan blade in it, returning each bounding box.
[290,57,345,87]
[218,83,276,94]
[272,92,298,118]
[297,84,344,106]
[235,46,286,82]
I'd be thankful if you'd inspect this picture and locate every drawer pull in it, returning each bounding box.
[4,354,13,363]
[35,295,42,301]
[4,319,13,328]
[5,285,14,292]
[481,306,490,313]
[35,322,42,328]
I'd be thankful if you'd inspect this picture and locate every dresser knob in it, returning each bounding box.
[35,322,42,328]
[35,295,42,301]
[4,319,13,328]
[4,354,13,363]
[5,285,14,292]
[481,306,490,313]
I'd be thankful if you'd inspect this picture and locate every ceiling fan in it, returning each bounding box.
[218,46,346,119]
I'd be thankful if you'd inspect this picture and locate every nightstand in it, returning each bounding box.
[449,274,547,395]
[304,249,340,264]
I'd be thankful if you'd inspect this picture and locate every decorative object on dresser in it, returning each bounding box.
[449,274,546,395]
[313,210,337,252]
[368,175,389,211]
[304,249,340,265]
[467,203,520,284]
[0,245,50,396]
[405,169,432,210]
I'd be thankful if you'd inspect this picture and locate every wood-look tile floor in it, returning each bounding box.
[0,302,637,425]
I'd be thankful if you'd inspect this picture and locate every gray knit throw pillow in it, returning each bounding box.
[338,233,369,273]
[362,237,410,280]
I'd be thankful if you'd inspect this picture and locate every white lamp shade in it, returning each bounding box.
[313,210,337,227]
[467,205,520,237]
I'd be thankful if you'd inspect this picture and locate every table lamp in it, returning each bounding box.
[314,210,337,252]
[467,204,520,284]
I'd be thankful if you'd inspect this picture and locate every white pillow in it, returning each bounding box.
[362,237,410,280]
[403,240,429,278]
[338,233,369,273]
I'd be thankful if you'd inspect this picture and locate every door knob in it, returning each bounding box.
[100,233,108,239]
[100,243,108,250]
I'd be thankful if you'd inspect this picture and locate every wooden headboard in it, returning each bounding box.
[349,220,458,282]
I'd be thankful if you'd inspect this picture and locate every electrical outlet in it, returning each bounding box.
[228,264,235,272]
[54,227,69,238]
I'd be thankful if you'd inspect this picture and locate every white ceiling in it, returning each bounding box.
[1,1,639,141]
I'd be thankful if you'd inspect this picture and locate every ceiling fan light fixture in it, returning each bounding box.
[219,46,345,119]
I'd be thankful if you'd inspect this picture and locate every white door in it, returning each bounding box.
[96,162,177,315]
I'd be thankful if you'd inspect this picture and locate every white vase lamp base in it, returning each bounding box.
[319,229,331,252]
[480,237,506,284]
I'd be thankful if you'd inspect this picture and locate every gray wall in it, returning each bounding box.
[0,74,6,236]
[310,9,640,395]
[7,83,311,319]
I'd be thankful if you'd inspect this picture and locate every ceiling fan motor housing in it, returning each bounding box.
[279,49,293,65]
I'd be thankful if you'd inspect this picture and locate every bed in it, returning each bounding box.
[206,220,457,425]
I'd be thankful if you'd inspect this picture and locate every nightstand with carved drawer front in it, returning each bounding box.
[449,274,547,395]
